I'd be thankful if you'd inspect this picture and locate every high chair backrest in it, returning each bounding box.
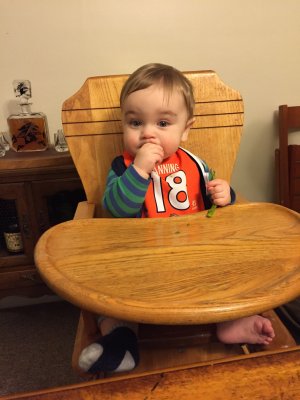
[62,71,244,217]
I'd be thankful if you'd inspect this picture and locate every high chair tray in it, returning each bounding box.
[35,203,300,324]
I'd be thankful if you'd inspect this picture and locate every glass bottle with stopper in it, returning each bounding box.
[7,80,49,152]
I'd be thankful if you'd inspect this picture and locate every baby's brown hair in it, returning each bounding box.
[120,63,195,119]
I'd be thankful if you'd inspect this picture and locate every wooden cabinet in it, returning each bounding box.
[0,148,85,298]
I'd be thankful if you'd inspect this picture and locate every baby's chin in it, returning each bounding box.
[162,153,172,161]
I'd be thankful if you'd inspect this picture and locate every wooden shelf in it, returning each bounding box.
[0,147,73,171]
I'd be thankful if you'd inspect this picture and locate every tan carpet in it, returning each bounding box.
[0,301,85,396]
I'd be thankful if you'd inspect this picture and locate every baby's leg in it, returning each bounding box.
[78,317,139,374]
[216,315,275,345]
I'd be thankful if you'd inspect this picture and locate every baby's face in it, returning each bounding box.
[121,84,193,160]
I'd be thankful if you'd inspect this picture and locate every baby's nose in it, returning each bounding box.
[142,125,155,138]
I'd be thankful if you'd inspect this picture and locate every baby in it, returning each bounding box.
[78,63,275,374]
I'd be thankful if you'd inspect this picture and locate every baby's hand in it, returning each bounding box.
[206,179,231,207]
[133,142,164,178]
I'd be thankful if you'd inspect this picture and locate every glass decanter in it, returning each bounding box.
[7,80,49,152]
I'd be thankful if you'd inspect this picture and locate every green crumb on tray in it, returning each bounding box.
[206,169,216,218]
[206,204,217,218]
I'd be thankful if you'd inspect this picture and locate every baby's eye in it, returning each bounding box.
[158,120,169,127]
[130,120,142,127]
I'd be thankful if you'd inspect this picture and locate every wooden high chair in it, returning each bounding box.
[60,71,296,377]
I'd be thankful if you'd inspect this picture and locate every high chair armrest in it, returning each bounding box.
[73,201,96,219]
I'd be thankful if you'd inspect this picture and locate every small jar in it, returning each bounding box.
[4,222,24,253]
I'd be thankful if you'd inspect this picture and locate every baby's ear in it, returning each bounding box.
[181,117,195,141]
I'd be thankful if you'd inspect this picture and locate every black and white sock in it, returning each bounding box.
[78,318,139,373]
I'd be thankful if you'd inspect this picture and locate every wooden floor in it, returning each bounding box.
[5,346,300,400]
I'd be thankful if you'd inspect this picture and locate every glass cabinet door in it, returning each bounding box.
[0,182,36,267]
[31,179,86,235]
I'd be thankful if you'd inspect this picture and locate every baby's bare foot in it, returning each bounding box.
[217,315,275,345]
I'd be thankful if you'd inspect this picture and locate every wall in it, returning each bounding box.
[1,0,300,202]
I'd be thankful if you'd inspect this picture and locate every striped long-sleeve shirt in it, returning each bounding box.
[103,163,150,217]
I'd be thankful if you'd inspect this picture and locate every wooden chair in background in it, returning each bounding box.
[275,104,300,212]
[275,104,300,346]
[61,71,296,377]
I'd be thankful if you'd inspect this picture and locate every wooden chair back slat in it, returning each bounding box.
[62,71,244,217]
[63,114,243,136]
[277,105,300,211]
[286,106,300,129]
[62,101,243,125]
